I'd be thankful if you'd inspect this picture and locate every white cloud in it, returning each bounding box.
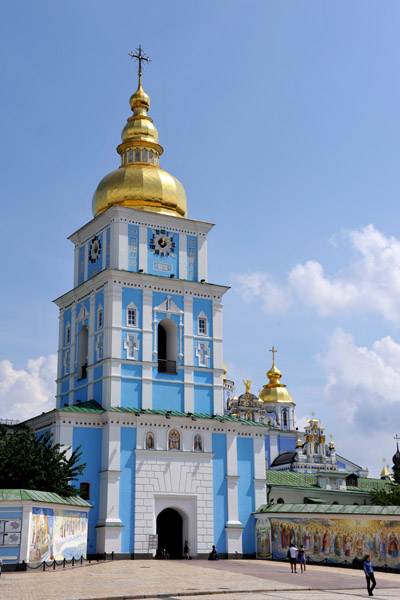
[231,271,291,315]
[0,355,57,422]
[233,225,400,323]
[318,329,400,477]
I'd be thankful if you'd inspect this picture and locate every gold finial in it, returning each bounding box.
[269,346,277,366]
[129,44,151,80]
[243,380,252,394]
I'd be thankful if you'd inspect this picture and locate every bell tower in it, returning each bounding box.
[55,48,228,415]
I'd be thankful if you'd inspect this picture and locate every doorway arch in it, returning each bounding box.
[157,318,178,373]
[156,508,183,558]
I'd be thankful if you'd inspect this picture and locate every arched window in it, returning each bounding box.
[126,302,137,327]
[123,152,127,164]
[277,498,284,504]
[193,434,203,452]
[283,410,288,427]
[146,431,155,449]
[157,318,178,374]
[135,148,140,162]
[142,148,148,162]
[149,149,154,163]
[79,482,90,500]
[128,149,133,162]
[65,322,71,346]
[77,325,88,380]
[169,429,180,450]
[332,501,339,505]
[197,312,208,336]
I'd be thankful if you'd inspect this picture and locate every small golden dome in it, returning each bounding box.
[259,355,293,404]
[92,74,187,218]
[296,437,303,449]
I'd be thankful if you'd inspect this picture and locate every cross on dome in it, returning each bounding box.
[269,345,277,365]
[129,44,151,77]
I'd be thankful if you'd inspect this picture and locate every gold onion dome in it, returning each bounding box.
[258,356,293,404]
[92,74,187,218]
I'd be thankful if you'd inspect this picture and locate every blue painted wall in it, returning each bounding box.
[74,386,88,404]
[120,427,136,553]
[187,236,197,281]
[128,225,139,271]
[193,371,213,385]
[88,232,103,280]
[147,229,178,277]
[153,382,184,412]
[212,433,227,554]
[264,435,271,468]
[278,436,296,454]
[194,385,213,414]
[78,246,85,285]
[121,379,142,409]
[193,298,213,337]
[73,427,102,555]
[0,508,23,563]
[237,438,255,554]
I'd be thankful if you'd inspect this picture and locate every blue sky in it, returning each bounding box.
[1,0,400,476]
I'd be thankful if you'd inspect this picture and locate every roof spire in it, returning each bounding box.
[269,345,277,367]
[129,44,151,85]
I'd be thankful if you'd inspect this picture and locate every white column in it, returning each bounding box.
[118,221,128,271]
[197,236,207,282]
[269,432,279,464]
[97,419,123,553]
[19,504,33,563]
[212,298,224,415]
[103,284,122,408]
[138,225,147,272]
[253,435,267,510]
[225,432,243,555]
[184,296,194,413]
[141,289,153,409]
[73,245,80,287]
[87,293,96,400]
[56,309,64,408]
[178,233,187,280]
[69,303,77,405]
[110,219,119,269]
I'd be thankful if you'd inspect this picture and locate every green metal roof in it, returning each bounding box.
[0,489,92,507]
[58,400,268,427]
[255,503,400,516]
[266,470,390,494]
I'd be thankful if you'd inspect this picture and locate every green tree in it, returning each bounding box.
[0,426,86,497]
[370,484,400,506]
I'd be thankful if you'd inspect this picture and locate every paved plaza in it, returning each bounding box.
[0,559,399,600]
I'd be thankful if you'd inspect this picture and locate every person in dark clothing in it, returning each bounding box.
[208,545,219,560]
[363,555,376,596]
[184,539,190,559]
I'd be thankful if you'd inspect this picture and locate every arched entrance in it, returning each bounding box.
[156,508,183,558]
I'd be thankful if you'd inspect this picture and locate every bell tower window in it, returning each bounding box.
[197,312,208,336]
[97,305,103,330]
[157,318,178,374]
[126,302,137,327]
[65,322,71,346]
[282,409,288,427]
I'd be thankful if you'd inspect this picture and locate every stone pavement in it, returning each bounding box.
[0,559,399,600]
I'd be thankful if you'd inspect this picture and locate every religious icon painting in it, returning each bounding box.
[169,429,180,450]
[193,434,203,452]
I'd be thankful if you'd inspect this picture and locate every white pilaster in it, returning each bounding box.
[197,236,207,282]
[184,296,194,413]
[87,292,96,400]
[253,436,267,510]
[103,284,122,408]
[118,221,128,271]
[138,225,147,272]
[69,303,77,406]
[178,233,187,280]
[142,289,153,409]
[56,309,64,405]
[212,298,224,415]
[225,432,243,554]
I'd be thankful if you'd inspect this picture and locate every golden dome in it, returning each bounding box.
[92,74,187,218]
[258,355,293,404]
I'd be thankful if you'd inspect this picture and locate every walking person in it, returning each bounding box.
[288,542,298,573]
[363,555,376,596]
[298,544,306,573]
[184,539,190,559]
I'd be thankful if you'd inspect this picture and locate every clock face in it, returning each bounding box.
[149,229,175,258]
[89,235,102,263]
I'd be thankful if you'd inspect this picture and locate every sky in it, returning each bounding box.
[1,0,400,477]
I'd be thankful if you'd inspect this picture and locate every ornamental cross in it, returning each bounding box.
[395,434,400,449]
[129,44,151,77]
[269,345,277,363]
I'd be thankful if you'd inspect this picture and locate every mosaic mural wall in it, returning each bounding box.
[29,507,88,562]
[255,515,400,568]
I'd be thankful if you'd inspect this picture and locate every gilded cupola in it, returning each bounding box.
[258,349,293,404]
[92,47,187,218]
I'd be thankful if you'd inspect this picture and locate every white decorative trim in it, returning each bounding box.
[126,301,138,328]
[76,305,89,322]
[96,333,104,362]
[197,311,207,336]
[63,348,70,375]
[153,295,184,358]
[196,341,210,367]
[124,332,140,360]
[65,321,71,346]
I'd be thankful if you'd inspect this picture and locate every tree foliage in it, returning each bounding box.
[370,483,400,506]
[0,425,86,497]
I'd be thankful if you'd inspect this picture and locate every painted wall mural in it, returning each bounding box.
[256,516,400,568]
[29,507,88,562]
